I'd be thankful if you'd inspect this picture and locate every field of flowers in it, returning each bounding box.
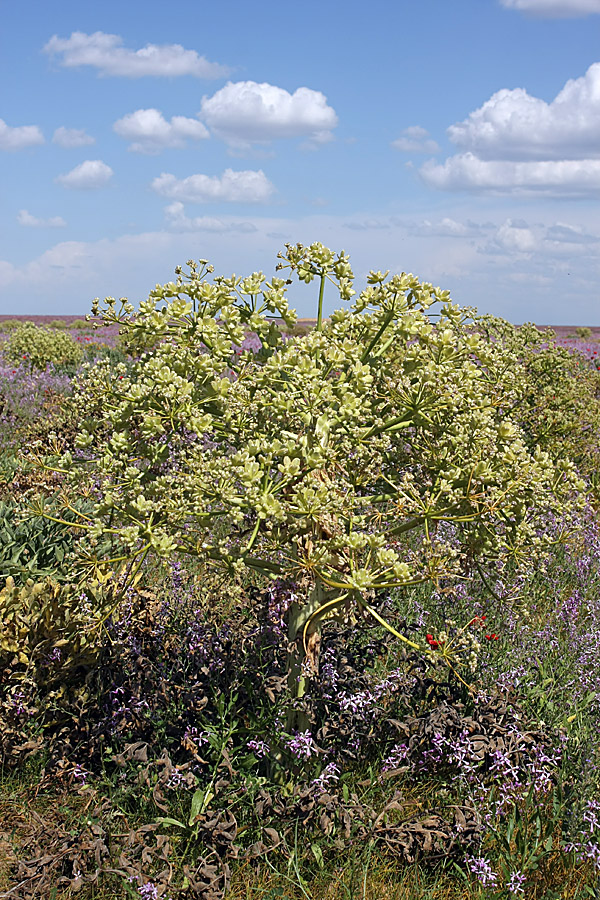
[1,247,600,900]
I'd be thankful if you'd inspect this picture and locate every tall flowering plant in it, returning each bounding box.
[37,243,583,701]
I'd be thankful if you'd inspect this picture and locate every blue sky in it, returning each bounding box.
[3,0,600,322]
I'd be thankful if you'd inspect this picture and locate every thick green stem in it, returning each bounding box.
[362,413,413,441]
[361,307,395,362]
[316,273,326,331]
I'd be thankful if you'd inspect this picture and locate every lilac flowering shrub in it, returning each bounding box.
[0,540,598,895]
[0,361,73,453]
[382,501,600,889]
[0,558,582,896]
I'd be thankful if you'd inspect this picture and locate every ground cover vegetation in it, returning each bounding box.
[1,244,600,898]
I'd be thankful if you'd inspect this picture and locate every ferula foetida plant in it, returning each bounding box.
[42,242,584,687]
[5,321,83,371]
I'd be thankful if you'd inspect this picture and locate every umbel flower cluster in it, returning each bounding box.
[49,242,583,676]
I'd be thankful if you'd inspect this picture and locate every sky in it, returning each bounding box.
[3,0,600,323]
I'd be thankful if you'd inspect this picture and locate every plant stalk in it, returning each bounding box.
[316,273,326,331]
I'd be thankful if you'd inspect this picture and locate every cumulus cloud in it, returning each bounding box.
[420,154,600,196]
[448,63,600,161]
[43,31,229,78]
[55,159,113,189]
[113,108,209,153]
[492,219,538,253]
[0,119,44,151]
[52,126,95,148]
[17,210,66,228]
[392,126,440,154]
[152,169,275,204]
[199,81,338,149]
[164,201,257,233]
[474,217,600,260]
[500,0,600,17]
[419,61,600,194]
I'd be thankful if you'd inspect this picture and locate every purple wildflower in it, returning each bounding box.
[506,870,526,895]
[311,762,340,793]
[247,739,270,759]
[381,743,409,773]
[286,730,318,760]
[466,856,497,886]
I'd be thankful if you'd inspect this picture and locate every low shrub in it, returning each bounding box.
[3,321,83,371]
[0,319,22,332]
[0,576,116,704]
[478,316,600,483]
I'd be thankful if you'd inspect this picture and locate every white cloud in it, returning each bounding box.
[448,63,600,161]
[420,153,600,196]
[152,169,275,203]
[545,222,600,243]
[421,62,600,195]
[474,217,600,259]
[0,119,44,151]
[199,81,338,148]
[500,0,600,16]
[493,220,538,253]
[164,201,257,233]
[413,217,478,237]
[52,126,95,148]
[113,108,210,153]
[300,130,336,152]
[392,126,440,154]
[55,159,113,189]
[17,209,66,228]
[43,31,229,78]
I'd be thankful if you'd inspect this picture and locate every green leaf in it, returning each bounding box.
[189,787,214,825]
[311,843,324,868]
[155,816,186,828]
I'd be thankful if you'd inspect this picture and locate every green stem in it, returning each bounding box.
[362,414,413,440]
[473,557,504,602]
[361,307,395,362]
[359,597,423,651]
[316,273,326,331]
[244,517,261,552]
